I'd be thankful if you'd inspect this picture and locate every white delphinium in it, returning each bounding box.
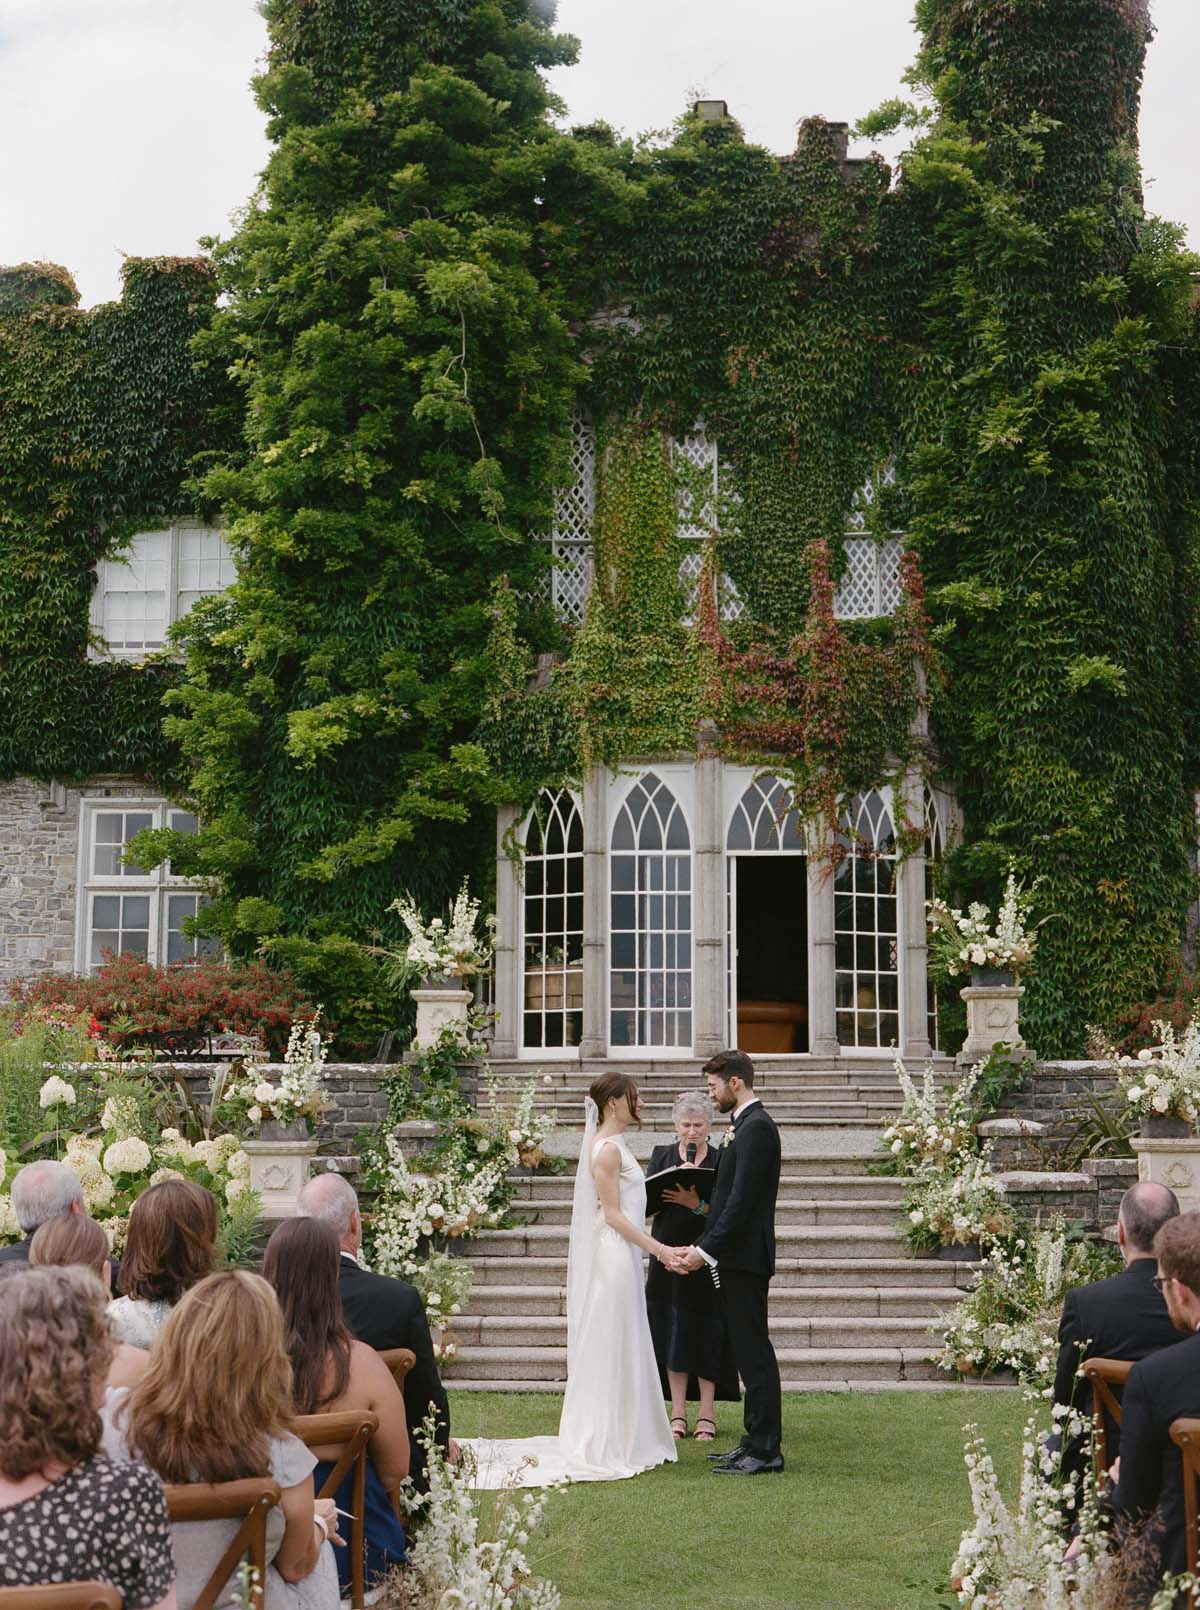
[389,880,494,983]
[38,1075,76,1109]
[881,1057,978,1172]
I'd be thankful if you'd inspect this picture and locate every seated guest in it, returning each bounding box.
[0,1265,176,1608]
[1111,1210,1200,1597]
[0,1158,85,1266]
[30,1212,149,1389]
[1053,1181,1181,1485]
[109,1178,218,1347]
[264,1217,409,1596]
[645,1093,739,1441]
[299,1172,453,1490]
[104,1268,340,1610]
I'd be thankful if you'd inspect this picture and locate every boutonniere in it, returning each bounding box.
[720,1128,735,1148]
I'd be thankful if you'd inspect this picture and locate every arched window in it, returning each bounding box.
[924,785,945,1051]
[834,790,899,1048]
[522,790,584,1050]
[610,774,692,1049]
[727,775,805,851]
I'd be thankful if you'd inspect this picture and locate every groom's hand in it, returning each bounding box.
[677,1245,706,1273]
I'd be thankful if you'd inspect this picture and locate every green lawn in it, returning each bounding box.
[449,1390,1025,1610]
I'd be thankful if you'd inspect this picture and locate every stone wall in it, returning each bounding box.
[172,1061,394,1153]
[0,774,149,981]
[993,1059,1123,1163]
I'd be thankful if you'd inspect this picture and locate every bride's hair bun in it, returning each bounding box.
[588,1072,641,1127]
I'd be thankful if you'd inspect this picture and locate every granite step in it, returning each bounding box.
[506,1172,912,1202]
[472,1224,909,1261]
[460,1282,967,1319]
[452,1313,944,1349]
[511,1197,907,1229]
[461,1254,978,1289]
[445,1343,956,1385]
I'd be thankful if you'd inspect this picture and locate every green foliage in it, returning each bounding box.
[0,257,232,782]
[150,0,635,972]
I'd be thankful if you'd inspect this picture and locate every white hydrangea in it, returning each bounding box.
[225,1176,253,1203]
[226,1149,250,1179]
[39,1075,76,1109]
[103,1136,152,1177]
[83,1171,115,1211]
[149,1168,186,1187]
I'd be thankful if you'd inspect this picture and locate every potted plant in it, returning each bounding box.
[1117,1018,1200,1139]
[221,1012,329,1216]
[382,882,495,1050]
[904,1154,1014,1261]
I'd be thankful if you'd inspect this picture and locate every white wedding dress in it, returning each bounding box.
[460,1112,677,1489]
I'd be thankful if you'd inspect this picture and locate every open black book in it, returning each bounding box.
[643,1163,717,1218]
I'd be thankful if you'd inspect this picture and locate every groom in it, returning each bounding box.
[678,1048,783,1475]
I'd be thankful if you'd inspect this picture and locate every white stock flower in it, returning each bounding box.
[103,1136,152,1176]
[39,1075,76,1109]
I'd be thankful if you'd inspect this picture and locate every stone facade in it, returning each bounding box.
[0,776,158,980]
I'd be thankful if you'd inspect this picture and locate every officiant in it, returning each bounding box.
[645,1092,740,1441]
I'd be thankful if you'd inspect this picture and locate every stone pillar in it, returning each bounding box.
[579,767,608,1059]
[244,1138,318,1220]
[693,752,725,1058]
[898,767,933,1061]
[958,982,1028,1066]
[807,818,839,1058]
[490,806,521,1060]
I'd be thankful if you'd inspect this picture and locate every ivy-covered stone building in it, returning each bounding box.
[2,0,1199,1066]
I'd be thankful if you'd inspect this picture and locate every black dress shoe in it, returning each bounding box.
[707,1443,748,1464]
[711,1451,785,1476]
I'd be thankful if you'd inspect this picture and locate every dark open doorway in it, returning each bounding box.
[733,856,808,1052]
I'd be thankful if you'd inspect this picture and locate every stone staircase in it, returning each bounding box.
[446,1056,992,1393]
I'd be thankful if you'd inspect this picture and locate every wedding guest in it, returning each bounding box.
[645,1092,739,1441]
[298,1171,454,1490]
[1111,1211,1200,1597]
[0,1265,176,1607]
[104,1268,340,1610]
[30,1212,149,1389]
[264,1217,409,1597]
[109,1178,217,1347]
[1052,1181,1181,1486]
[0,1159,85,1267]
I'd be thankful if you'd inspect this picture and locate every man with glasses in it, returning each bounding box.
[1052,1181,1181,1486]
[1112,1211,1200,1594]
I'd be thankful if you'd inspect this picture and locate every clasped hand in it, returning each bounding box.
[657,1244,705,1274]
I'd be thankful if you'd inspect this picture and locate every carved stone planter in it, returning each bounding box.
[958,980,1029,1066]
[1132,1135,1200,1215]
[244,1137,319,1220]
[411,986,473,1051]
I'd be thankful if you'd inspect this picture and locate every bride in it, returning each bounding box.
[462,1072,680,1487]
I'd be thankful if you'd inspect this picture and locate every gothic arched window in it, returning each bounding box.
[610,774,692,1049]
[834,789,899,1048]
[522,790,584,1049]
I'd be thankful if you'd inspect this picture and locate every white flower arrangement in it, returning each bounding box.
[387,880,495,986]
[1109,1013,1200,1126]
[880,1057,979,1173]
[38,1074,76,1109]
[398,1411,562,1610]
[927,869,1046,981]
[904,1152,1014,1253]
[222,1012,330,1131]
[103,1136,153,1176]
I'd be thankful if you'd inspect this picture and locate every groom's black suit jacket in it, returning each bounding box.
[697,1101,781,1276]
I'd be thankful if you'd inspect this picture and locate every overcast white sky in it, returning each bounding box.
[1,0,1196,308]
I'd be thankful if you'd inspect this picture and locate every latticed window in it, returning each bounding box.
[727,775,805,851]
[78,802,220,969]
[610,774,692,1049]
[924,785,946,1051]
[673,424,745,624]
[834,789,899,1048]
[834,462,903,620]
[522,789,584,1050]
[91,524,235,658]
[543,415,596,624]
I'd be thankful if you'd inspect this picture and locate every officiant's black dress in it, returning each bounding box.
[644,1141,740,1402]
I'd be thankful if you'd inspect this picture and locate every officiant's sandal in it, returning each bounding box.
[670,1416,688,1439]
[694,1418,716,1441]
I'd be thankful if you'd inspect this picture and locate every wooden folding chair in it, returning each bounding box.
[163,1476,281,1610]
[0,1588,122,1610]
[1171,1417,1200,1602]
[295,1409,379,1610]
[377,1346,417,1390]
[1082,1356,1133,1481]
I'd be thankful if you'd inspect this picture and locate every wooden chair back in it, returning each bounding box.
[163,1476,281,1610]
[295,1408,379,1610]
[1082,1356,1134,1480]
[1171,1417,1200,1601]
[377,1346,417,1391]
[0,1588,122,1610]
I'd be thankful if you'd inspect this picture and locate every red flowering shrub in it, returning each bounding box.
[1110,957,1200,1055]
[6,954,321,1058]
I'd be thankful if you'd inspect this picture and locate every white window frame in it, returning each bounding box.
[90,521,234,661]
[724,773,810,1050]
[519,788,585,1057]
[74,799,217,971]
[833,786,904,1053]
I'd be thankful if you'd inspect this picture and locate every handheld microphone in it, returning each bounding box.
[686,1142,697,1163]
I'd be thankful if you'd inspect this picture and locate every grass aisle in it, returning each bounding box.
[450,1389,1024,1609]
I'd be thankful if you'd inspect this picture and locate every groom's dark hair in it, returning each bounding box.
[702,1049,755,1087]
